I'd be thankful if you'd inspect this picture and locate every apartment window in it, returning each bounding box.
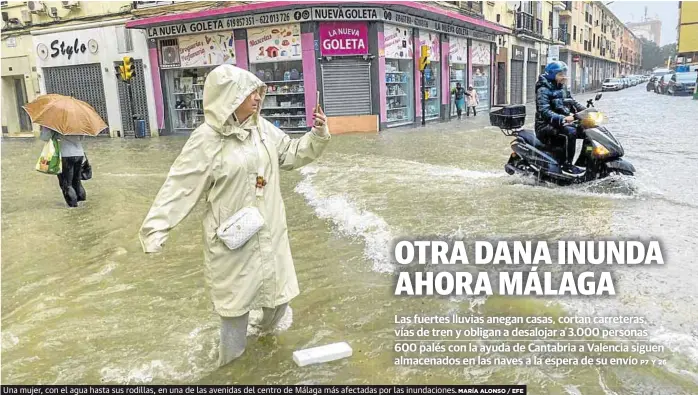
[549,11,553,29]
[573,26,577,41]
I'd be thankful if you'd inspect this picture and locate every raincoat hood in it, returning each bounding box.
[203,65,267,137]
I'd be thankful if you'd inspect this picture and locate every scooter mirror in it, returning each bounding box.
[595,93,603,101]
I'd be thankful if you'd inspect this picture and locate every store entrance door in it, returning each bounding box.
[496,62,506,105]
[511,60,525,105]
[321,58,372,116]
[526,61,538,103]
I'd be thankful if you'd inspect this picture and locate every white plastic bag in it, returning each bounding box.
[216,207,265,250]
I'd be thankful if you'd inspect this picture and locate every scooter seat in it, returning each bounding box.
[517,130,545,148]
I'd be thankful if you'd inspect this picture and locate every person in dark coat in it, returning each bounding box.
[535,61,586,175]
[452,83,466,119]
[39,126,86,207]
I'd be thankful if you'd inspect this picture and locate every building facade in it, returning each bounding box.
[627,19,662,46]
[125,1,509,133]
[1,1,160,138]
[677,1,698,68]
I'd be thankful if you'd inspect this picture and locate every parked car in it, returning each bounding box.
[602,78,623,91]
[655,75,670,94]
[666,71,698,96]
[622,78,630,88]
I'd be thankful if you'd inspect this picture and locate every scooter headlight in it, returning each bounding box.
[592,143,611,158]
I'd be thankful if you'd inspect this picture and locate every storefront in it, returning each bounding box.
[419,30,441,122]
[32,21,158,137]
[526,48,539,103]
[448,36,468,118]
[383,23,415,127]
[127,3,508,133]
[470,40,492,113]
[318,21,373,121]
[159,31,236,133]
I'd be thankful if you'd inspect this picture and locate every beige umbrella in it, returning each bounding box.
[22,94,108,136]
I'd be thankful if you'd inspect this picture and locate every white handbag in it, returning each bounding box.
[216,206,265,250]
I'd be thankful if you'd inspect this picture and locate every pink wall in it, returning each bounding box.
[468,44,473,87]
[413,34,421,118]
[148,47,164,130]
[378,31,387,123]
[235,39,248,70]
[441,40,449,106]
[301,32,317,127]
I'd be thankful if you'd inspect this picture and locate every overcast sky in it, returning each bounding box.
[607,1,679,45]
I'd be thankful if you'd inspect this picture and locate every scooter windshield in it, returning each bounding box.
[577,109,604,129]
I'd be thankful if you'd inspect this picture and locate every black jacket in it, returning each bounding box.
[534,74,585,132]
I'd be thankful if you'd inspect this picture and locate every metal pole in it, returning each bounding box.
[421,69,426,126]
[126,80,136,137]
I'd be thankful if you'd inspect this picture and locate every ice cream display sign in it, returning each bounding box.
[419,30,440,62]
[449,36,468,64]
[384,24,413,60]
[318,22,369,56]
[178,32,236,68]
[247,24,302,64]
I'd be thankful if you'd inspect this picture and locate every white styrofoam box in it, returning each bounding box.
[292,342,353,367]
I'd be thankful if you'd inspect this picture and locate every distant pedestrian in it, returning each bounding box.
[452,82,466,119]
[39,126,87,208]
[466,85,479,116]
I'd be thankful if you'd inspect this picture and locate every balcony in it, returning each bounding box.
[549,27,569,45]
[514,11,544,40]
[560,1,573,18]
[553,1,566,11]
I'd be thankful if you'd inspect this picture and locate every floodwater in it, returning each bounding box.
[2,86,697,393]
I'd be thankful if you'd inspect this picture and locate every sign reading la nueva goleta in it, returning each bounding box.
[144,7,496,42]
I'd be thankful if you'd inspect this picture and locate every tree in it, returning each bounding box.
[641,38,677,70]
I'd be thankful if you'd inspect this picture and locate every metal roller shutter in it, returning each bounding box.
[510,60,524,105]
[321,58,372,116]
[116,59,151,137]
[44,63,110,136]
[526,62,538,103]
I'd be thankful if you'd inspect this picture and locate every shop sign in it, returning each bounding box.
[247,23,302,64]
[528,48,539,63]
[311,7,381,21]
[146,10,312,38]
[384,24,413,60]
[178,32,236,68]
[472,40,491,65]
[144,7,497,43]
[319,22,369,56]
[449,36,468,64]
[382,9,496,42]
[33,28,101,67]
[419,30,440,62]
[512,45,525,61]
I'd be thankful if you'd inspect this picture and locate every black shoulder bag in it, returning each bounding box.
[81,154,92,181]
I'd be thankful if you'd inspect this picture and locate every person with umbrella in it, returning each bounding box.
[24,94,106,208]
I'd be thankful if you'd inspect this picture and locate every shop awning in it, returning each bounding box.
[126,1,510,40]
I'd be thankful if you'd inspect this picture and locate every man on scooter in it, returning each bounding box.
[535,61,587,175]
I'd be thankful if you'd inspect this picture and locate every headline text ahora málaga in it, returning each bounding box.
[393,240,663,297]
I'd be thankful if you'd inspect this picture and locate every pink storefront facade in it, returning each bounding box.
[125,1,509,134]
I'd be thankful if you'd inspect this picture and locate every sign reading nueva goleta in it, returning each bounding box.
[145,7,496,42]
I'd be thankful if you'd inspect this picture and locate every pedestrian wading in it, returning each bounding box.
[40,126,87,208]
[138,64,331,367]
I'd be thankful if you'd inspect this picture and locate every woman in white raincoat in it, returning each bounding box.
[139,64,330,366]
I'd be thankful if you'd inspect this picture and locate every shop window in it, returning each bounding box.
[250,61,307,131]
[163,67,212,132]
[384,24,415,127]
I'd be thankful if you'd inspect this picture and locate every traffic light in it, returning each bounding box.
[419,45,430,71]
[114,62,125,80]
[123,56,135,81]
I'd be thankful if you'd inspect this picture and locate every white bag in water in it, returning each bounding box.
[293,342,353,367]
